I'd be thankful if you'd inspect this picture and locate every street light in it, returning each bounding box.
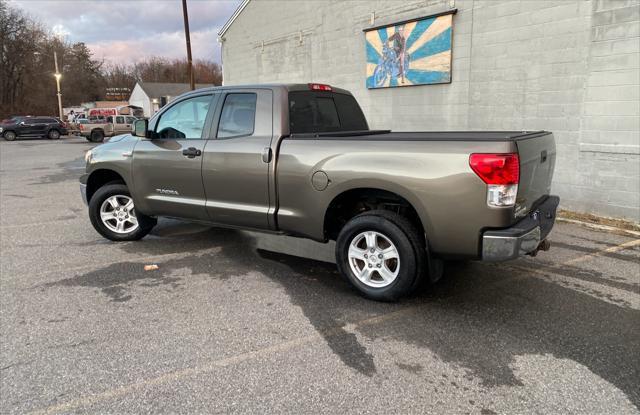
[34,50,64,120]
[53,51,63,121]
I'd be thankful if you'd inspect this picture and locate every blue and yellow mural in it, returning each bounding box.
[365,13,453,88]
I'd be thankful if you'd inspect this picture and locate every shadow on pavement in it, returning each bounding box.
[43,221,640,408]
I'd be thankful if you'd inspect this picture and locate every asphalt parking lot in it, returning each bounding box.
[1,136,639,414]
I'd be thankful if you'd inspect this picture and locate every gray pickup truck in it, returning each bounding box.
[80,83,558,301]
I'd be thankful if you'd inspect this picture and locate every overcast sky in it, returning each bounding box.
[10,0,241,64]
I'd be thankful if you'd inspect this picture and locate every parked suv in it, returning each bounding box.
[0,116,68,141]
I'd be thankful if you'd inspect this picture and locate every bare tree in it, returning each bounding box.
[1,0,222,119]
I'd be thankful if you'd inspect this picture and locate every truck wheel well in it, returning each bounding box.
[324,188,424,241]
[86,170,125,203]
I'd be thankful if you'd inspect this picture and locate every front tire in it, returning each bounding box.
[3,131,16,141]
[336,210,426,301]
[89,184,156,241]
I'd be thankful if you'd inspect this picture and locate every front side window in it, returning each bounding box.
[155,95,212,139]
[125,116,136,123]
[217,93,257,139]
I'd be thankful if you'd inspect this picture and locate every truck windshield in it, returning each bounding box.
[288,91,368,134]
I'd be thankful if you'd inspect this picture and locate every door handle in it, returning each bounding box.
[182,147,202,158]
[262,147,272,163]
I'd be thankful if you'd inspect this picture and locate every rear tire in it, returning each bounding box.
[336,210,426,301]
[47,129,61,140]
[90,129,104,143]
[89,184,156,241]
[3,131,16,141]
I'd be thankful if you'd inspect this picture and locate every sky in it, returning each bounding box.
[10,0,242,64]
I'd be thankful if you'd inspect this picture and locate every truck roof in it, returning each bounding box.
[181,83,353,97]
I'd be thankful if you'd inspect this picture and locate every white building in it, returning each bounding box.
[218,0,640,222]
[128,82,214,117]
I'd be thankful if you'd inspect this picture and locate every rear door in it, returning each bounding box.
[132,93,218,220]
[201,89,274,229]
[32,118,50,137]
[515,133,556,217]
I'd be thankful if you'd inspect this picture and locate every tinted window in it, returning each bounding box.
[106,116,113,123]
[217,93,257,139]
[334,94,368,130]
[116,116,125,124]
[125,116,136,123]
[155,95,212,139]
[288,91,368,134]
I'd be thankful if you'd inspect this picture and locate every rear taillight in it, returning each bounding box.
[308,83,332,91]
[469,153,519,207]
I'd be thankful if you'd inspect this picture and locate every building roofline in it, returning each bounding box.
[218,0,251,38]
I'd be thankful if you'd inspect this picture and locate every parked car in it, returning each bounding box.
[0,116,68,141]
[80,83,558,301]
[80,115,137,142]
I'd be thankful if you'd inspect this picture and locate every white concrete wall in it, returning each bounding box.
[221,0,640,222]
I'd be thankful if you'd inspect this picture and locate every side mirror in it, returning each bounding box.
[133,119,148,137]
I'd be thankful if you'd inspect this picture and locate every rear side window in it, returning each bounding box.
[217,93,257,139]
[288,91,368,134]
[116,116,125,124]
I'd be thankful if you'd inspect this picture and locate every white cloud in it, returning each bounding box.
[9,0,240,63]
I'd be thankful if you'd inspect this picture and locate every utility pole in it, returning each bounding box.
[182,0,195,90]
[53,51,63,120]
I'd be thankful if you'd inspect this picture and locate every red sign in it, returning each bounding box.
[88,108,117,117]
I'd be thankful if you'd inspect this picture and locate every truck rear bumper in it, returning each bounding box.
[482,195,559,261]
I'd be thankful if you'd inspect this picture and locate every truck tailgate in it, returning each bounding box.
[516,132,556,217]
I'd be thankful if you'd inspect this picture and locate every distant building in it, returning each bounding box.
[128,82,214,117]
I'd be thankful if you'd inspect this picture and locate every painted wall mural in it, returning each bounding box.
[365,12,454,88]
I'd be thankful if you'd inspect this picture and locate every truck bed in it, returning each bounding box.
[288,130,551,141]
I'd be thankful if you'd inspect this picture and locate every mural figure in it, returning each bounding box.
[366,13,453,88]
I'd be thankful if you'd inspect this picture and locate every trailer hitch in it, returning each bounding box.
[527,239,551,257]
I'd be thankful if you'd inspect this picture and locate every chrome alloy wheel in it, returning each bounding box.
[100,195,139,234]
[348,231,400,288]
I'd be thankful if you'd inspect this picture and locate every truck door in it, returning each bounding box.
[132,93,217,220]
[115,116,128,135]
[201,89,273,230]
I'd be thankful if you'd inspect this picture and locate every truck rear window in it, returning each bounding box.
[288,91,368,134]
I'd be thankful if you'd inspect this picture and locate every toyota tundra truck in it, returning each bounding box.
[80,83,558,301]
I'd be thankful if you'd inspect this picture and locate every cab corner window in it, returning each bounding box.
[217,93,257,139]
[155,95,212,139]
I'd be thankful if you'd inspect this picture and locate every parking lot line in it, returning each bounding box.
[29,306,419,415]
[563,238,640,265]
[505,238,640,310]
